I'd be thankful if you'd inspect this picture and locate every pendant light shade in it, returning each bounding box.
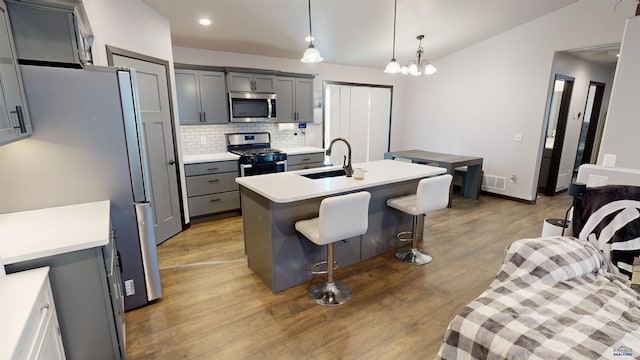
[384,60,401,73]
[301,0,323,63]
[301,44,323,63]
[383,0,400,73]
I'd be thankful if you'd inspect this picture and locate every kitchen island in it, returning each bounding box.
[235,159,446,292]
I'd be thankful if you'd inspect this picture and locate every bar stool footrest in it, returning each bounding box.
[396,231,413,242]
[309,260,339,275]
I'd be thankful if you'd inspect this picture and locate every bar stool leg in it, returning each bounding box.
[395,215,433,265]
[308,243,352,306]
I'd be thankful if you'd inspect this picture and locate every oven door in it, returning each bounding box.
[241,160,286,176]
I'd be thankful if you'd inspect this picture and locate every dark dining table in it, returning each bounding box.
[384,150,483,206]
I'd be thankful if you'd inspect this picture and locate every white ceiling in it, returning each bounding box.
[143,0,583,69]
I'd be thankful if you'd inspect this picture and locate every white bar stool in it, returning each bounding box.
[295,191,371,306]
[386,174,452,265]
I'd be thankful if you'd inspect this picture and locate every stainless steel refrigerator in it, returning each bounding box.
[0,64,162,310]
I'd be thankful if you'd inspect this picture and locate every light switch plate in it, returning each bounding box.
[512,133,523,142]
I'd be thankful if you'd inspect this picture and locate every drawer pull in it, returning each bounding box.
[208,179,220,183]
[207,168,219,171]
[40,303,50,312]
[210,198,221,202]
[302,158,311,161]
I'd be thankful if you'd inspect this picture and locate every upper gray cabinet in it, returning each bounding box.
[228,72,275,93]
[0,0,32,146]
[5,0,93,67]
[175,69,229,125]
[276,77,313,123]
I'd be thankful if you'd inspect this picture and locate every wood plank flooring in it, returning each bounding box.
[125,192,572,359]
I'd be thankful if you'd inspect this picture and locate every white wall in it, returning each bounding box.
[172,46,407,150]
[547,52,615,192]
[81,0,190,221]
[599,16,640,168]
[399,0,635,202]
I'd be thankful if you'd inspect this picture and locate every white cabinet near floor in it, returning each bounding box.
[1,267,65,360]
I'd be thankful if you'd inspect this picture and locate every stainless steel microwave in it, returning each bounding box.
[229,93,276,122]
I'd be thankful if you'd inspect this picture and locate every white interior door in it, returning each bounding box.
[369,88,391,161]
[326,84,392,165]
[112,54,182,244]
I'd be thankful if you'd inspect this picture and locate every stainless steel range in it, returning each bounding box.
[227,132,287,176]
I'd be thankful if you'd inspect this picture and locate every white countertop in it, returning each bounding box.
[182,147,325,164]
[0,201,111,264]
[183,152,240,164]
[0,266,50,359]
[235,159,447,203]
[281,147,325,155]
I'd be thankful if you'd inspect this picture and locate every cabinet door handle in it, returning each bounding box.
[199,112,204,122]
[168,159,176,165]
[208,179,219,183]
[210,198,221,202]
[207,168,219,171]
[203,112,207,122]
[11,106,27,133]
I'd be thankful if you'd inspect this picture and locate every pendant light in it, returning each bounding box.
[383,0,400,73]
[301,0,323,63]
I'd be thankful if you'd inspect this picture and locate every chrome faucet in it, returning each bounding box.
[326,137,353,177]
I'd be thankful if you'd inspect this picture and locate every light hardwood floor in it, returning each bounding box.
[125,192,572,359]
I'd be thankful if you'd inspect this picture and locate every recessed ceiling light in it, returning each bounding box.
[305,36,314,42]
[199,18,212,26]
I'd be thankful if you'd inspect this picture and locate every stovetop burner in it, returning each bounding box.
[226,132,287,165]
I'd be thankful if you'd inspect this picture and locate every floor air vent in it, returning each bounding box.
[482,174,507,191]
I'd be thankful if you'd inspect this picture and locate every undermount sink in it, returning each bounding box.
[301,169,347,179]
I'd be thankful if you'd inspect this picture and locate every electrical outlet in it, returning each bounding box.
[124,279,135,296]
[200,136,207,145]
[512,133,523,142]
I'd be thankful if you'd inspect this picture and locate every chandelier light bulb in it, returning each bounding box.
[424,63,437,75]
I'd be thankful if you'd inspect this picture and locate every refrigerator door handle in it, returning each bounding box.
[135,201,162,301]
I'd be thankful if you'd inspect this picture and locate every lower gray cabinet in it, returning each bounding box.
[186,160,240,218]
[6,233,125,360]
[287,152,325,170]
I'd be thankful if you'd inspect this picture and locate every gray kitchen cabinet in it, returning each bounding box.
[228,71,275,93]
[186,160,240,218]
[5,232,125,360]
[5,0,93,67]
[0,0,32,146]
[276,76,313,123]
[286,152,325,170]
[175,69,228,124]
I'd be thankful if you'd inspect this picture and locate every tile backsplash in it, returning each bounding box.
[180,123,307,155]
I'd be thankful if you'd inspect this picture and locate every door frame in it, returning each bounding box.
[322,80,394,150]
[577,81,606,167]
[105,45,187,229]
[543,74,574,196]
